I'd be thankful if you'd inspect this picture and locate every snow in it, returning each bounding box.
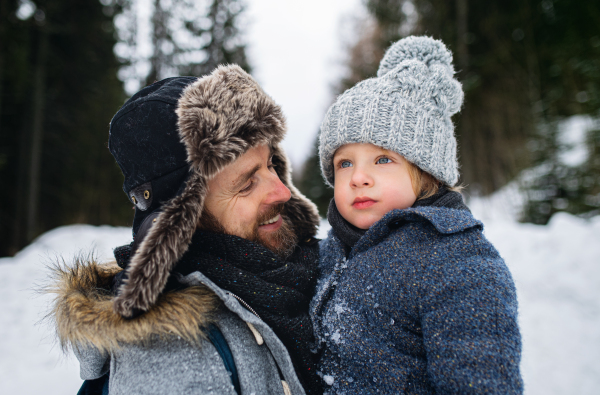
[0,225,132,395]
[558,115,598,167]
[1,201,599,394]
[331,330,342,344]
[323,374,335,386]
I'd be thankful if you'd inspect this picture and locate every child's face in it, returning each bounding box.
[333,143,417,229]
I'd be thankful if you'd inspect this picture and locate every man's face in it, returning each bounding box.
[202,144,296,255]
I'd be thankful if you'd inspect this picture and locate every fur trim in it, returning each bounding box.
[177,65,286,176]
[48,258,218,353]
[114,172,206,316]
[114,65,320,318]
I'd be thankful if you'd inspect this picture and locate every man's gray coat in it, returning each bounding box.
[52,261,303,395]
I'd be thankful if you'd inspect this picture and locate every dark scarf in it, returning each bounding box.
[328,187,469,252]
[172,231,323,394]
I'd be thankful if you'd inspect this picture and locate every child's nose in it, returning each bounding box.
[350,168,373,187]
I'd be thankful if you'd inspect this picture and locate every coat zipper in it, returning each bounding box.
[227,292,261,320]
[228,291,293,394]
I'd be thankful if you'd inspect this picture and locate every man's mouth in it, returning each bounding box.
[352,197,376,209]
[259,213,281,226]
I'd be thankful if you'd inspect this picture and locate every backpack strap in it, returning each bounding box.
[206,323,241,395]
[77,375,109,395]
[76,324,240,395]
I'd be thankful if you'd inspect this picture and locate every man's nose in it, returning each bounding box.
[350,166,373,188]
[264,172,292,205]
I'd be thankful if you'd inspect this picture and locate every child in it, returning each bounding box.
[310,36,523,394]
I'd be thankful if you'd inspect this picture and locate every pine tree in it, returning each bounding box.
[113,0,250,91]
[181,0,251,76]
[0,0,130,256]
[521,120,600,224]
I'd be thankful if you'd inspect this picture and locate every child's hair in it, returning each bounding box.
[406,160,463,200]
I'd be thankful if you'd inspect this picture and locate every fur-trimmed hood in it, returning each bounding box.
[47,259,218,353]
[112,65,320,318]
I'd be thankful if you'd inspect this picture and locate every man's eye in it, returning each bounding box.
[376,157,392,164]
[240,181,254,193]
[340,160,352,168]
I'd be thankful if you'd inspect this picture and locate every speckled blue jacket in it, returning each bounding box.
[310,207,523,394]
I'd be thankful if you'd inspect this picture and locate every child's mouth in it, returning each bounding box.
[352,197,376,209]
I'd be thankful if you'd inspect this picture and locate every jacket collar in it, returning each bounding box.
[350,206,482,257]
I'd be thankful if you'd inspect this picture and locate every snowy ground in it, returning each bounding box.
[1,197,599,394]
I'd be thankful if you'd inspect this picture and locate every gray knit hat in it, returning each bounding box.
[319,36,464,187]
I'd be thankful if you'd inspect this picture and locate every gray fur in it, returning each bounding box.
[114,65,320,318]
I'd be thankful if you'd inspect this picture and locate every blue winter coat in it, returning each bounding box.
[310,207,523,394]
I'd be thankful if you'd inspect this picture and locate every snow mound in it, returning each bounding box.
[0,225,132,395]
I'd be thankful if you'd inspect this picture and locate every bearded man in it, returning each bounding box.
[49,66,322,395]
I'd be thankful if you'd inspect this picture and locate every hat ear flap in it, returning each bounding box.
[113,172,206,318]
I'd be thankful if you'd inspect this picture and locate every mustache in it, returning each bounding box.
[257,203,285,225]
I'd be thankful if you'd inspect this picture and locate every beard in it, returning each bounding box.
[250,204,298,258]
[199,203,298,259]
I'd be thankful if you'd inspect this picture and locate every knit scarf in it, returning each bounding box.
[173,231,323,394]
[328,187,469,252]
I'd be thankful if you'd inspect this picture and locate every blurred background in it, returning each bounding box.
[0,0,599,394]
[1,0,599,256]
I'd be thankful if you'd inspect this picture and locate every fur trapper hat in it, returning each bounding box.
[109,65,320,318]
[319,36,464,187]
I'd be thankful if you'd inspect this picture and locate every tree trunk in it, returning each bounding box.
[0,0,6,139]
[26,25,49,242]
[146,0,166,86]
[455,0,468,72]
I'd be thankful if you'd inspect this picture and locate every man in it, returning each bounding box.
[49,65,322,395]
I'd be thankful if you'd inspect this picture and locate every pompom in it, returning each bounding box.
[377,36,454,77]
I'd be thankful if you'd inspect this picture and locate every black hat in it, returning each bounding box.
[109,77,197,235]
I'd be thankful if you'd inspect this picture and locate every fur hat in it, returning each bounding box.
[319,36,464,187]
[109,65,320,318]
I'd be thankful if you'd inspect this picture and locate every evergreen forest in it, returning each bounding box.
[1,0,599,257]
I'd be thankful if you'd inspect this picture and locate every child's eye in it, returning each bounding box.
[340,160,352,168]
[376,157,392,164]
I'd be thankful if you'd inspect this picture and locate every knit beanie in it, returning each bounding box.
[319,36,464,186]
